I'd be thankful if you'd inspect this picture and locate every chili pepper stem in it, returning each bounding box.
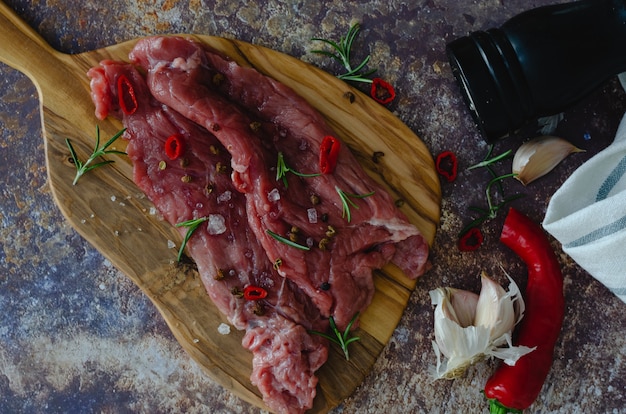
[487,398,523,414]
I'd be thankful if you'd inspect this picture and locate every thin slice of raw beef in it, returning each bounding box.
[88,61,328,414]
[130,36,430,329]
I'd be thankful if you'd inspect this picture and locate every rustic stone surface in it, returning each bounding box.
[1,0,625,413]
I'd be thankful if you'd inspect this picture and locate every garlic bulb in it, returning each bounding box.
[512,136,584,185]
[429,272,535,380]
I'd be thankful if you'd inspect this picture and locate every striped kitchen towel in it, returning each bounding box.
[543,114,626,304]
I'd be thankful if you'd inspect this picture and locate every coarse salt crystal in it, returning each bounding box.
[207,214,226,235]
[167,239,176,249]
[268,188,281,202]
[110,195,116,202]
[217,191,231,203]
[217,323,231,335]
[307,208,318,224]
[149,207,157,215]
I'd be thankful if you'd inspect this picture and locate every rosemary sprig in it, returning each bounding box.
[336,186,375,222]
[276,152,321,187]
[459,174,524,236]
[175,216,209,261]
[467,146,513,171]
[460,146,524,236]
[468,146,514,197]
[266,229,311,251]
[311,23,377,84]
[66,126,127,185]
[310,312,360,361]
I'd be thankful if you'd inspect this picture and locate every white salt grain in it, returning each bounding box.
[167,239,176,249]
[217,191,232,203]
[207,214,226,235]
[267,188,281,202]
[217,323,231,335]
[307,208,318,224]
[110,195,116,202]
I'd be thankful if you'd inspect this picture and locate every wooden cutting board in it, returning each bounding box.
[0,2,441,412]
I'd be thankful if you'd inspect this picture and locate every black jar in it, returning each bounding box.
[447,0,626,142]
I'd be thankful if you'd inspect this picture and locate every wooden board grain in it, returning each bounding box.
[0,2,441,412]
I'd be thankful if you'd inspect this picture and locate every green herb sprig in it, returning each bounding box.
[336,187,375,222]
[311,23,376,84]
[276,152,321,187]
[460,146,524,236]
[66,126,127,185]
[310,312,360,361]
[266,229,311,251]
[175,216,210,261]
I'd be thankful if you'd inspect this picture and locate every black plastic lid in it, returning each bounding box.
[446,30,533,142]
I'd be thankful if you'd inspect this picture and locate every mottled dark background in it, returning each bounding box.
[1,0,624,413]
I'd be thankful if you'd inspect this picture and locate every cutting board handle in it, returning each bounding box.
[0,1,61,84]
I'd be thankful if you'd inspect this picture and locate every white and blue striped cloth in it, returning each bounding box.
[543,114,626,304]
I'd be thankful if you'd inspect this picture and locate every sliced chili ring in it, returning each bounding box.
[165,134,185,160]
[319,135,341,174]
[370,78,396,105]
[436,150,458,182]
[117,74,138,115]
[458,226,484,251]
[243,285,268,301]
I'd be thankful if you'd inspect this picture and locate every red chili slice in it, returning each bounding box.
[319,135,341,174]
[117,74,138,115]
[458,227,483,251]
[370,78,396,105]
[243,285,268,301]
[436,150,458,182]
[164,134,185,160]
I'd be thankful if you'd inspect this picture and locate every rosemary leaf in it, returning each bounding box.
[266,229,311,251]
[175,216,210,261]
[67,126,127,185]
[310,312,360,361]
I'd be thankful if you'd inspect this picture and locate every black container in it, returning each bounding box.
[447,0,626,142]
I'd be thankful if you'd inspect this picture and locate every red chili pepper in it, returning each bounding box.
[435,151,458,182]
[243,285,268,301]
[164,134,185,160]
[117,74,138,115]
[370,78,395,104]
[319,135,341,174]
[484,207,564,413]
[458,227,483,251]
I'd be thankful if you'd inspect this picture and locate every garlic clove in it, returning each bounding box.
[512,135,584,185]
[429,272,534,380]
[474,272,517,342]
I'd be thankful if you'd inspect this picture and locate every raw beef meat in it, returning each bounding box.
[129,36,430,329]
[88,61,328,414]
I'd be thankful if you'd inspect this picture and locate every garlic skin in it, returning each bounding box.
[512,136,584,185]
[429,272,535,380]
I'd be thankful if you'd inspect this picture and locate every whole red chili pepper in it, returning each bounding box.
[319,135,341,174]
[458,226,483,251]
[370,78,396,105]
[117,74,138,115]
[164,134,185,160]
[435,150,458,182]
[484,207,564,413]
[243,285,268,301]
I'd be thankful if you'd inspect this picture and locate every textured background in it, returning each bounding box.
[1,0,625,413]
